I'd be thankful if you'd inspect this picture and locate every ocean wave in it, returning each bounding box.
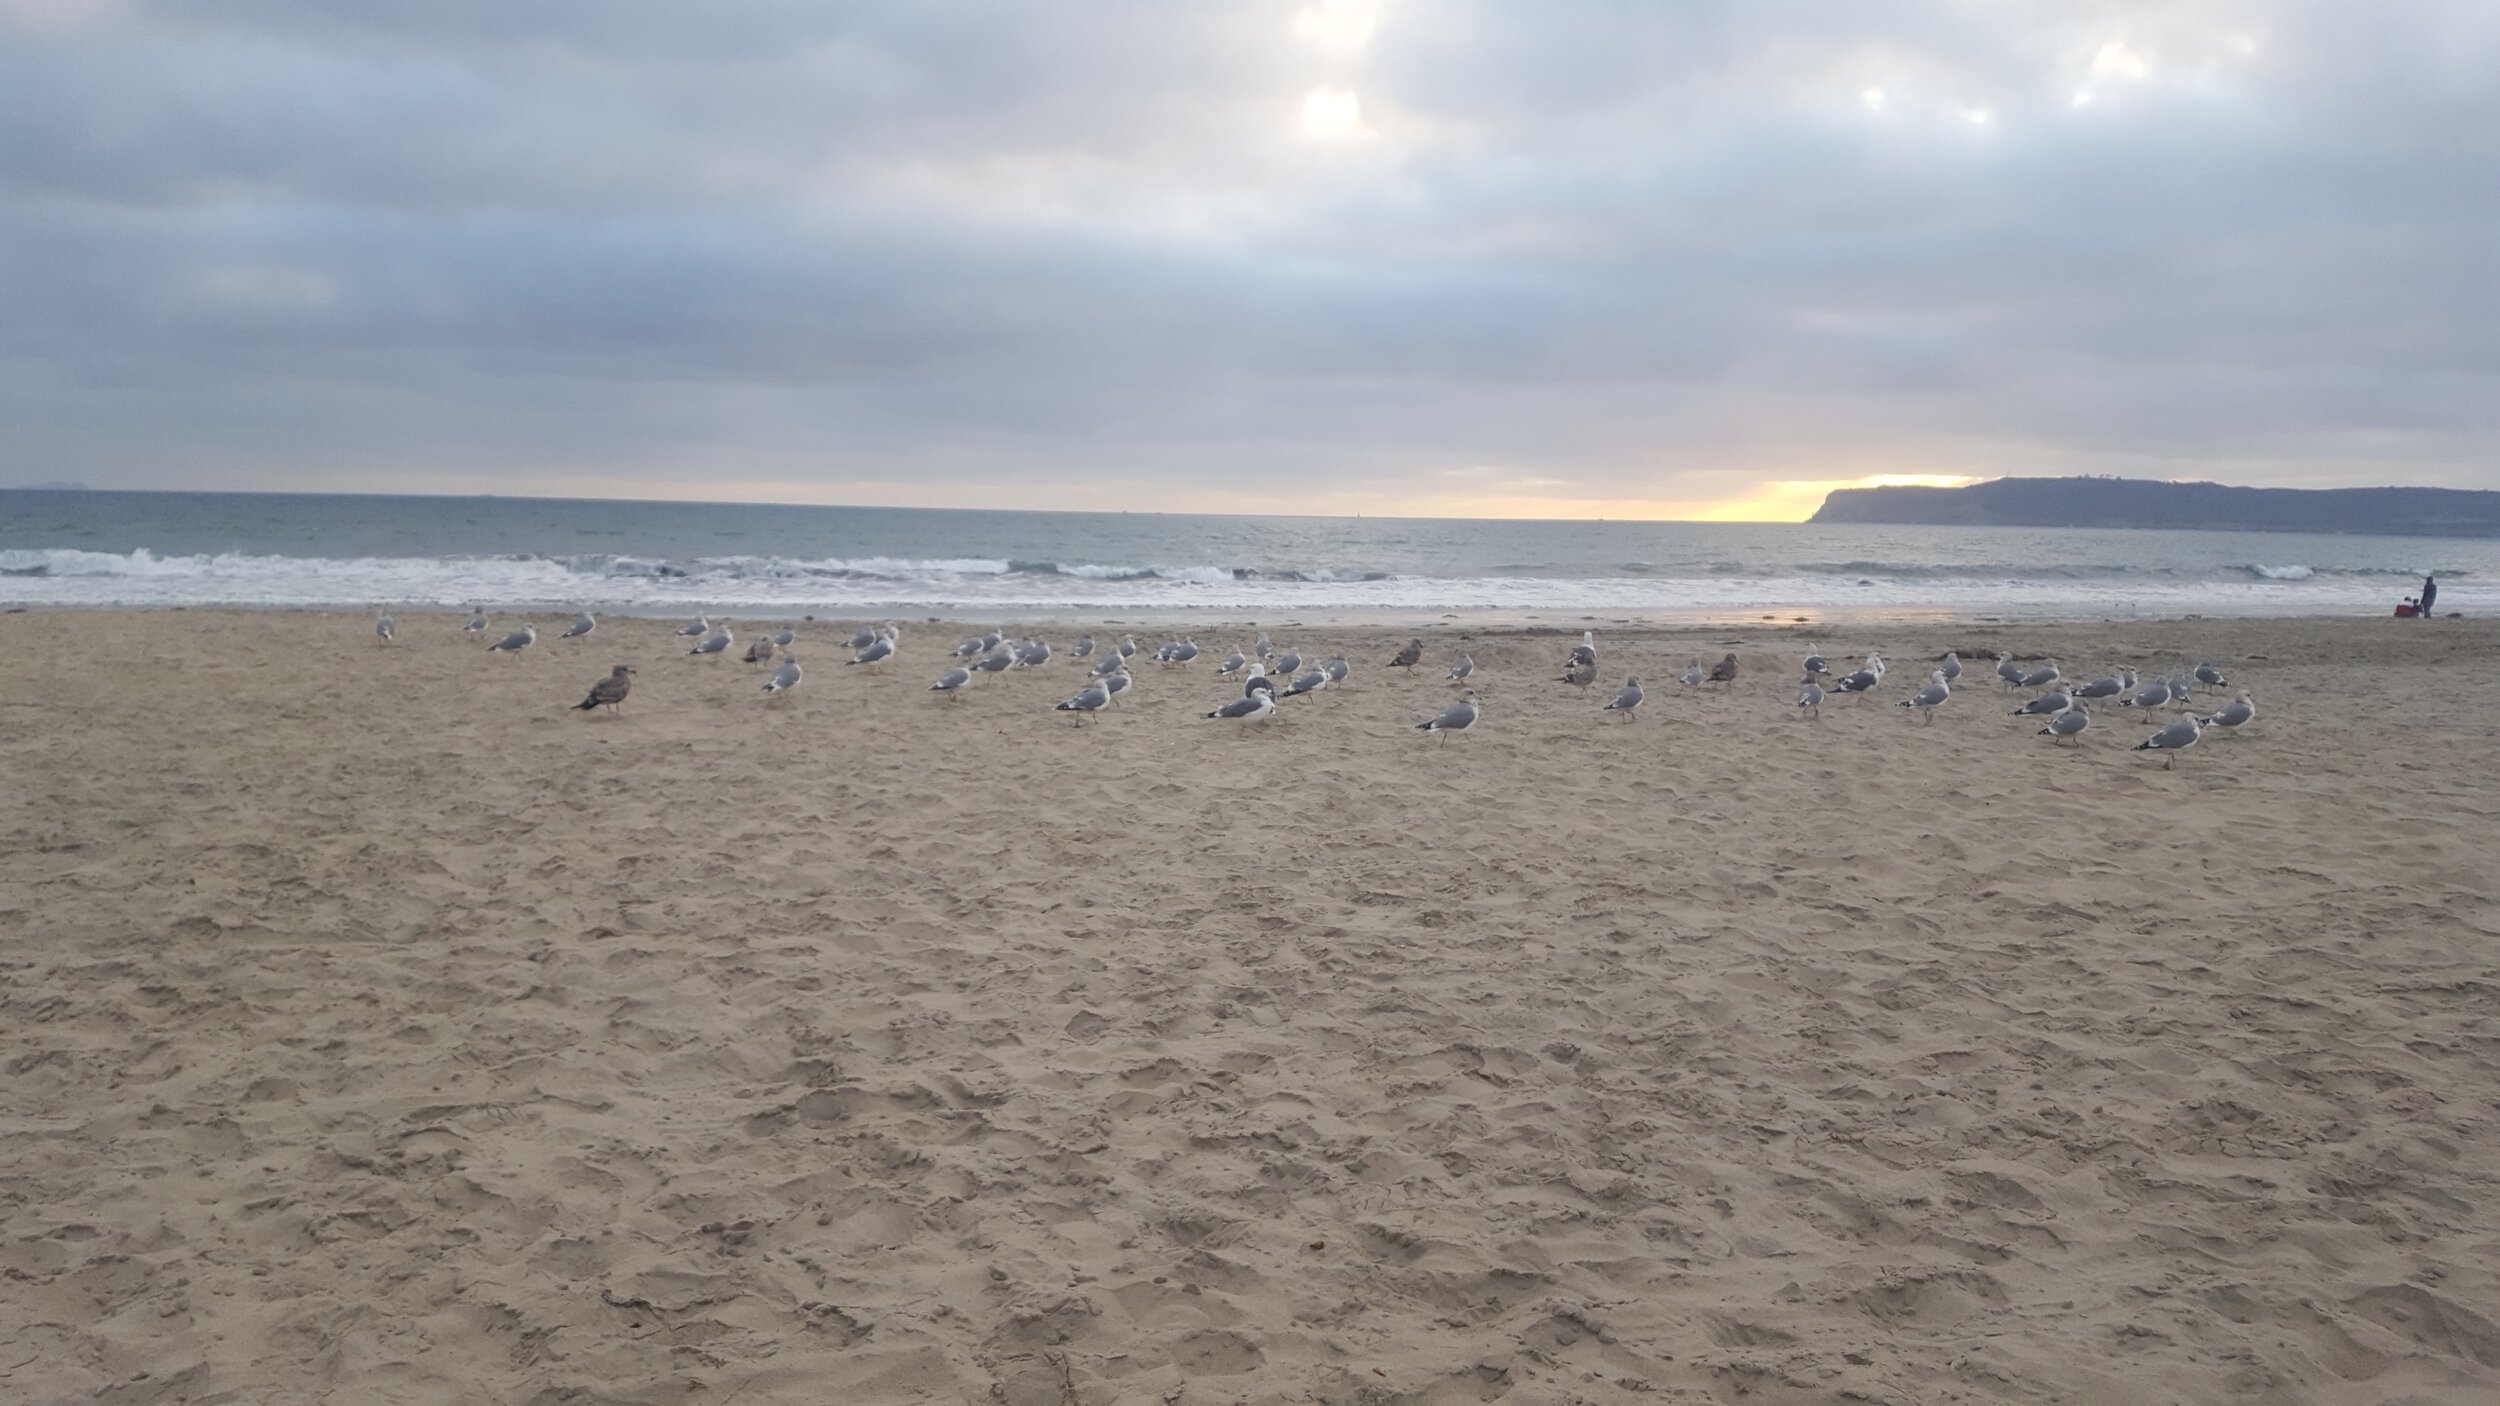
[0,544,2468,615]
[0,546,205,577]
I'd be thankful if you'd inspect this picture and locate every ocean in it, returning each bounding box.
[1,489,2484,622]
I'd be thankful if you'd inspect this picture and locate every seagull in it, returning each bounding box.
[1324,654,1350,686]
[952,635,987,659]
[1603,676,1644,719]
[2195,661,2229,688]
[1215,646,1247,677]
[1117,634,1139,661]
[2039,702,2091,745]
[2133,713,2202,769]
[572,664,633,713]
[930,666,973,696]
[1680,659,1705,689]
[374,609,395,644]
[1203,690,1277,725]
[1388,639,1424,669]
[2018,659,2062,689]
[1560,656,1597,688]
[847,634,895,667]
[1796,680,1824,718]
[1070,635,1096,661]
[463,605,488,634]
[1273,648,1302,678]
[1938,651,1962,685]
[2071,669,2129,702]
[1569,630,1596,667]
[1801,647,1830,678]
[1447,653,1475,683]
[1056,683,1112,724]
[1168,638,1200,666]
[1995,652,2025,689]
[1255,631,1275,661]
[972,649,1016,675]
[2011,689,2073,717]
[559,612,596,640]
[2123,675,2172,717]
[850,625,883,650]
[488,624,536,653]
[2199,691,2256,734]
[1242,664,1275,699]
[676,615,711,638]
[1088,651,1125,680]
[1417,690,1480,741]
[1016,638,1052,668]
[1707,653,1739,685]
[742,636,777,664]
[1102,671,1134,706]
[978,629,1002,652]
[1830,662,1883,701]
[689,624,733,657]
[1898,670,1951,723]
[1279,666,1329,699]
[773,627,795,649]
[761,656,802,695]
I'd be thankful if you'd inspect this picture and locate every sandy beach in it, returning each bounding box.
[5,607,2499,1405]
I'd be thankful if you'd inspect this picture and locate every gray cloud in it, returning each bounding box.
[3,1,2495,509]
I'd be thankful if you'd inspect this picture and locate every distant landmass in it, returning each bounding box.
[1810,476,2500,538]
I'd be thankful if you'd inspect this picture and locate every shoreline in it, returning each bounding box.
[2,600,2470,631]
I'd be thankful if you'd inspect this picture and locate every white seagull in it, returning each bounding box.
[1417,690,1480,741]
[2133,713,2202,769]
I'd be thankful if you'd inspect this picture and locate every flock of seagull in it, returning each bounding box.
[1790,644,2257,768]
[376,607,2258,767]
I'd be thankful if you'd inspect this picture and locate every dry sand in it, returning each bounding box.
[4,608,2499,1405]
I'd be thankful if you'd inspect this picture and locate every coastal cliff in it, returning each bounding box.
[1810,476,2500,537]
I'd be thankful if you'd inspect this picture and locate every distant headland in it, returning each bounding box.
[1810,475,2500,538]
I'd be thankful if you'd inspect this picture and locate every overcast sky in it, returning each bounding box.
[4,1,2494,518]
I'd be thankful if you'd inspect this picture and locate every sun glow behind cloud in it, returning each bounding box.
[1300,88,1367,141]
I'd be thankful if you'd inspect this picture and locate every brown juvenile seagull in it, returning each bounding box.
[1707,652,1739,684]
[573,665,634,714]
[1387,638,1424,669]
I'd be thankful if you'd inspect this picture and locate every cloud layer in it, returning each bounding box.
[5,1,2495,514]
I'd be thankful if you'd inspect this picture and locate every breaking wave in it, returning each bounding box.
[0,546,2469,616]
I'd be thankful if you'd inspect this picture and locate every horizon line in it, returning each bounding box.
[0,482,1831,528]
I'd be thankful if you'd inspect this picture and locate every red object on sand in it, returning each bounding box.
[2395,603,2418,618]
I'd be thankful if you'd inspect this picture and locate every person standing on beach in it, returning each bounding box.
[2420,573,2438,617]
